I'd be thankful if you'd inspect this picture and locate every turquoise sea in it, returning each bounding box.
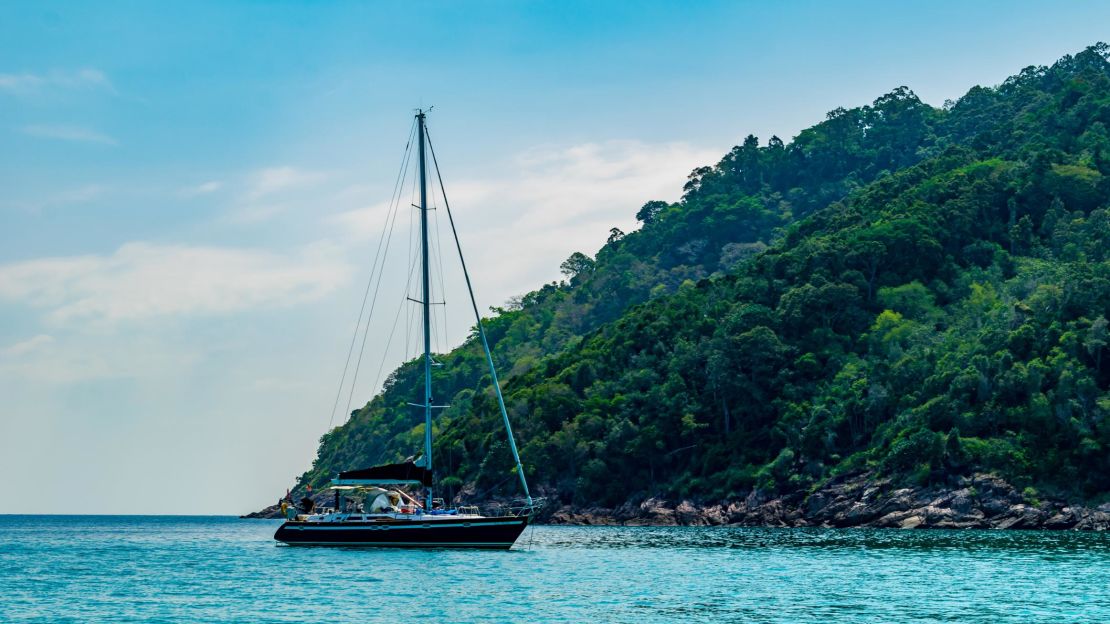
[1,516,1108,622]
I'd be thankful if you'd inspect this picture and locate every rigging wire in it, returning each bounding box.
[370,283,410,397]
[428,184,438,355]
[425,124,534,504]
[405,165,416,361]
[327,118,416,429]
[392,233,423,386]
[340,120,417,421]
[362,198,426,401]
[431,172,450,355]
[405,185,425,362]
[427,181,441,355]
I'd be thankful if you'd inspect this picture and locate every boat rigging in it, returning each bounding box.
[273,110,541,548]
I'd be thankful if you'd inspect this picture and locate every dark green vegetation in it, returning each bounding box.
[298,46,1110,508]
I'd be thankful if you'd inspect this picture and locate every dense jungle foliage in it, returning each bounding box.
[296,45,1110,506]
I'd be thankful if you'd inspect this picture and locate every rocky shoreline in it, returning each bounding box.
[545,472,1110,530]
[247,472,1110,530]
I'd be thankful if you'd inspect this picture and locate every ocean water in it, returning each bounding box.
[1,516,1108,623]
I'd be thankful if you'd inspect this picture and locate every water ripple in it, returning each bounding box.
[0,517,1107,623]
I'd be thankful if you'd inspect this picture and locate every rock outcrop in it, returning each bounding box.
[543,472,1110,530]
[245,472,1109,530]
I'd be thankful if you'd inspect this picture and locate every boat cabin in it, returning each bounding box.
[281,461,483,523]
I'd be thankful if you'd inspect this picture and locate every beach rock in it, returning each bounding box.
[675,500,708,525]
[240,503,283,519]
[701,504,729,526]
[992,504,1048,529]
[979,496,1012,518]
[249,471,1107,531]
[899,515,924,529]
[1044,509,1078,530]
[1075,510,1110,531]
[946,489,976,514]
[838,501,881,526]
[636,498,677,525]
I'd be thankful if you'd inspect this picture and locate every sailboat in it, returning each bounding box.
[274,110,541,548]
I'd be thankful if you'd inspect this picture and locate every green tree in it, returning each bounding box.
[559,252,596,280]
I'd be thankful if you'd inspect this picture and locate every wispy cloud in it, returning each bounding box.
[181,180,223,197]
[329,139,718,294]
[247,166,327,200]
[0,332,202,384]
[22,124,118,145]
[0,68,113,96]
[51,184,109,205]
[0,241,351,323]
[327,200,393,239]
[0,334,54,358]
[4,184,109,214]
[0,73,44,92]
[224,166,330,223]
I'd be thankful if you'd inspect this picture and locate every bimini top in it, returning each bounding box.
[332,461,432,487]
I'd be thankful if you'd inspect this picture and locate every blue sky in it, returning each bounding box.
[2,1,1109,514]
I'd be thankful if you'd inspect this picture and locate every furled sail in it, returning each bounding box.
[333,461,432,486]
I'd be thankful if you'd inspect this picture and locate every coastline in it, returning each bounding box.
[544,472,1110,530]
[247,472,1110,530]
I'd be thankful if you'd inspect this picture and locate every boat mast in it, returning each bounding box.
[417,110,433,510]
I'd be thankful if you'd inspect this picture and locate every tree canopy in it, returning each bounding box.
[296,45,1110,508]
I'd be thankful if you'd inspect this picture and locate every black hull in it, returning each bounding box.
[274,515,530,549]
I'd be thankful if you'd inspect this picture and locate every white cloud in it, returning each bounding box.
[247,166,327,200]
[0,333,103,382]
[54,185,108,203]
[332,183,376,201]
[0,73,45,92]
[327,200,394,239]
[328,139,719,295]
[181,180,223,197]
[0,241,351,324]
[0,68,113,95]
[4,184,109,214]
[22,124,118,145]
[223,166,331,223]
[0,334,54,357]
[0,331,205,384]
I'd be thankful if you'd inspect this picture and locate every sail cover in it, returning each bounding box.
[333,462,432,487]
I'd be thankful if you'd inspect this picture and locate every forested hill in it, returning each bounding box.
[293,44,1110,513]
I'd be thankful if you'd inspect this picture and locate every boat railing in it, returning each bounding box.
[511,497,546,517]
[477,497,546,518]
